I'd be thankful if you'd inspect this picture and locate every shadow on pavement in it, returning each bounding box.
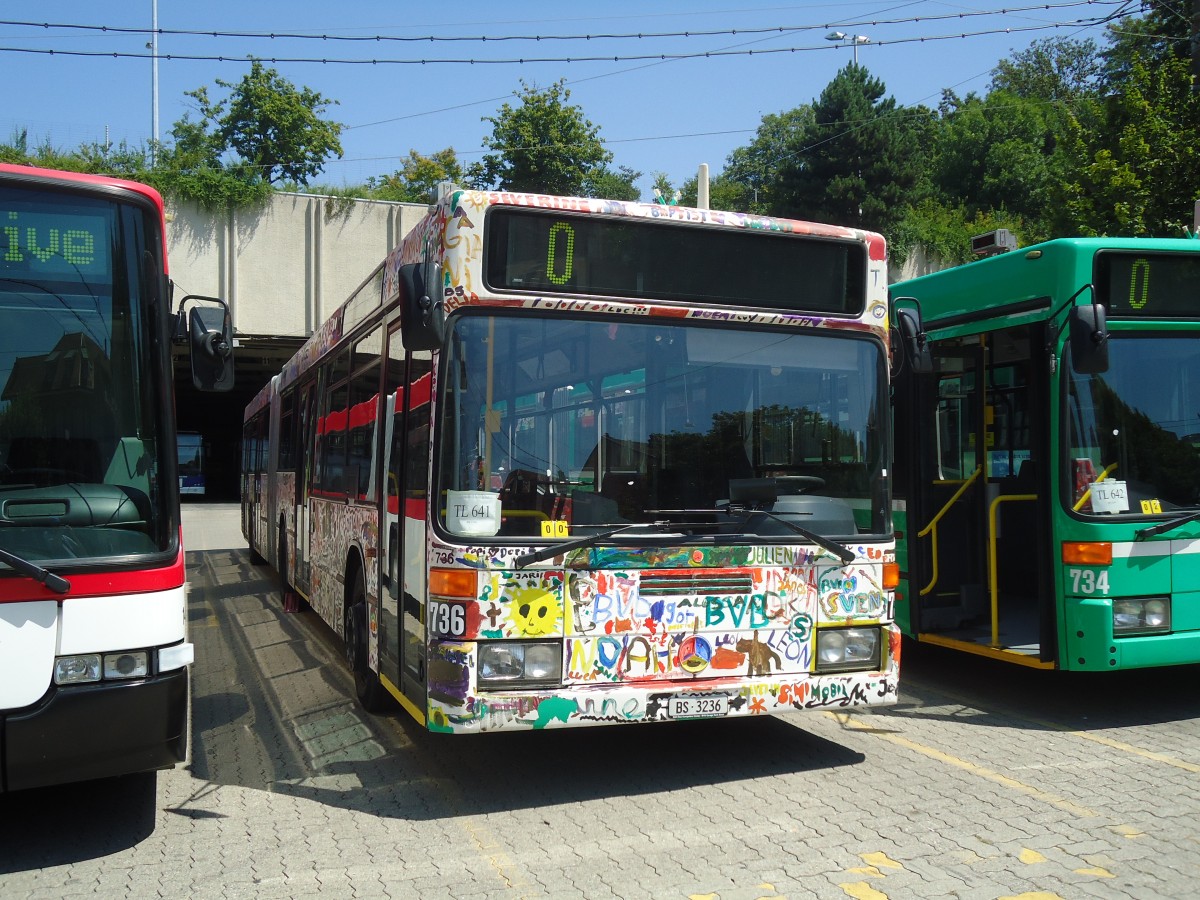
[887,636,1200,731]
[0,772,157,872]
[181,547,870,822]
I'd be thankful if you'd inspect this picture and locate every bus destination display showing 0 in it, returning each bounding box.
[484,207,866,315]
[1097,250,1200,318]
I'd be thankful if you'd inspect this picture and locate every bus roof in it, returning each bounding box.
[1,163,170,277]
[892,236,1200,329]
[0,163,166,210]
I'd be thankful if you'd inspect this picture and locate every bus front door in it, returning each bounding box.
[292,379,319,598]
[910,325,1053,663]
[379,330,430,716]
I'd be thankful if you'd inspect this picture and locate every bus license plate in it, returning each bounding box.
[668,693,728,719]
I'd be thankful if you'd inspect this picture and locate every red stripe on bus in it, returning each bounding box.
[410,373,432,406]
[348,394,378,430]
[0,549,185,602]
[385,497,427,519]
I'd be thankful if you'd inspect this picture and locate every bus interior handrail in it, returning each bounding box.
[917,465,982,597]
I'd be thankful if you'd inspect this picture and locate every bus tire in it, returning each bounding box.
[345,575,387,712]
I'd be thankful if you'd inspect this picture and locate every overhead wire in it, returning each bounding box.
[0,0,1123,45]
[0,17,1129,66]
[0,0,1145,180]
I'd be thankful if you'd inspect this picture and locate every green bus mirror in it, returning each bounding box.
[1069,302,1109,375]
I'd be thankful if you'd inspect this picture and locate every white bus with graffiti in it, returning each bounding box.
[242,186,900,732]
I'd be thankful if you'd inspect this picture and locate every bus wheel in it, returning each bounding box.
[279,528,299,612]
[345,577,387,712]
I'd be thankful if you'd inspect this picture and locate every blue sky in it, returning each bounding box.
[1,2,1126,198]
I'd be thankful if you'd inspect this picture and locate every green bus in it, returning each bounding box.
[890,235,1200,670]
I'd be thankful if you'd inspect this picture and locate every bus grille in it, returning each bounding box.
[638,572,755,597]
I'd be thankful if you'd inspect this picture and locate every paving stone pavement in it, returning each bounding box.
[2,503,1199,899]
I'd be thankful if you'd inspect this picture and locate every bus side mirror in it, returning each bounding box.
[894,303,933,374]
[400,259,445,351]
[1069,303,1109,374]
[176,295,235,392]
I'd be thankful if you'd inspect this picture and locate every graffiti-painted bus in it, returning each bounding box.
[891,235,1200,670]
[242,186,899,732]
[0,164,233,790]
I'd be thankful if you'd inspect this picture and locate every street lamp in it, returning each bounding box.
[825,31,871,64]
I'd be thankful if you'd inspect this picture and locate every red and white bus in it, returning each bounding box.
[243,186,899,732]
[0,164,233,790]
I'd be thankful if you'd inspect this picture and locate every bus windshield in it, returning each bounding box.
[1068,334,1200,515]
[437,313,887,541]
[0,185,169,564]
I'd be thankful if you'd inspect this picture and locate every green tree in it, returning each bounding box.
[468,79,612,195]
[892,198,1028,267]
[582,164,641,201]
[1100,0,1185,85]
[932,90,1062,242]
[368,148,463,203]
[154,108,269,208]
[1057,54,1200,235]
[771,64,931,234]
[173,59,344,187]
[677,172,746,211]
[721,107,814,214]
[991,36,1103,101]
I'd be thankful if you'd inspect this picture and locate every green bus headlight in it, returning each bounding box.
[1113,597,1171,635]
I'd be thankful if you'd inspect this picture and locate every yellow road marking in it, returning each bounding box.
[1075,866,1115,878]
[1063,730,1200,774]
[458,817,532,891]
[861,852,903,870]
[1019,849,1047,864]
[911,684,1200,774]
[839,882,889,899]
[830,712,1099,818]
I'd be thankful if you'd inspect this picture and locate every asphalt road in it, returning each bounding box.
[2,503,1199,899]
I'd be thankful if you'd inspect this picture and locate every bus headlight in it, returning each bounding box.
[55,654,102,685]
[55,649,156,685]
[815,627,881,673]
[1113,597,1171,635]
[478,641,562,688]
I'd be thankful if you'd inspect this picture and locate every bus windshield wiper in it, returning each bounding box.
[734,507,856,565]
[513,522,678,569]
[1135,510,1200,541]
[0,547,71,593]
[646,506,857,565]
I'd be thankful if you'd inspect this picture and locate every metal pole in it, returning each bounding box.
[151,0,159,163]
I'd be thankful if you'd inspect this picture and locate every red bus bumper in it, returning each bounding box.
[2,669,188,792]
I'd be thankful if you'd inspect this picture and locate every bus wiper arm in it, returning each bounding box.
[1135,510,1200,541]
[0,547,71,593]
[735,507,857,565]
[513,523,668,569]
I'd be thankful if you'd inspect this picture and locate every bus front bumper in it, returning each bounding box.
[2,668,188,792]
